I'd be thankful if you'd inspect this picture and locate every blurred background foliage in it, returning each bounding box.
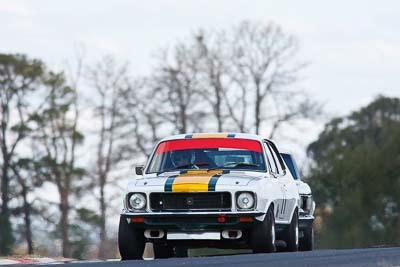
[307,96,400,248]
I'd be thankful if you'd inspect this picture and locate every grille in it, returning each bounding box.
[150,192,232,211]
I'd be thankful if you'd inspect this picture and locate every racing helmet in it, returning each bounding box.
[170,149,194,167]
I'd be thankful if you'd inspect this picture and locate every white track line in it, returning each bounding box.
[0,258,75,265]
[0,260,20,265]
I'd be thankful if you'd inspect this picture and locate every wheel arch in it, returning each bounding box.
[256,200,275,222]
[287,204,299,223]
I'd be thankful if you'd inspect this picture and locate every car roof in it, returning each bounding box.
[159,133,267,142]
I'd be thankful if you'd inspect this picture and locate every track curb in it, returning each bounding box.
[0,258,74,265]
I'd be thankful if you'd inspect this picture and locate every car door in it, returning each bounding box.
[266,141,298,223]
[263,141,286,221]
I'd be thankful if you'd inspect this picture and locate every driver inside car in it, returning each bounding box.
[170,150,196,169]
[170,150,217,169]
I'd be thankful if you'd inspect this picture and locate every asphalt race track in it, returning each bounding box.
[23,247,400,267]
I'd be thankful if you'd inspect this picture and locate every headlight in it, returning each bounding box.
[301,195,313,213]
[237,192,255,210]
[128,193,146,210]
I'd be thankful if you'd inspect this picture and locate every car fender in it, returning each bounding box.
[250,177,282,222]
[287,201,299,223]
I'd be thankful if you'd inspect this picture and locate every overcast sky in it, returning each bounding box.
[1,0,400,158]
[2,0,399,112]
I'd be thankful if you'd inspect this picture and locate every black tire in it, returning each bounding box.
[118,216,145,260]
[154,243,175,259]
[299,226,314,251]
[283,210,299,252]
[174,246,189,258]
[250,205,276,253]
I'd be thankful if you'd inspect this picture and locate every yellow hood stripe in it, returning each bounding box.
[164,170,224,192]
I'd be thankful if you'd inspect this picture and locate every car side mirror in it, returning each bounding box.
[135,165,144,175]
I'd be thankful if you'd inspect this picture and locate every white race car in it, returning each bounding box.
[118,133,304,260]
[281,152,315,251]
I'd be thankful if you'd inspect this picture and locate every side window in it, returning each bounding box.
[264,142,277,174]
[281,153,300,180]
[267,141,285,175]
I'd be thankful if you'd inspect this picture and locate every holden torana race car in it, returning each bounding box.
[118,133,302,260]
[281,152,315,251]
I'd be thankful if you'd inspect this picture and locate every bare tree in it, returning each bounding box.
[195,31,231,132]
[228,21,319,135]
[152,43,206,134]
[137,21,319,140]
[117,78,162,158]
[86,56,128,258]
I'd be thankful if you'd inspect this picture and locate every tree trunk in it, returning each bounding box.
[98,177,107,259]
[255,91,261,135]
[215,87,223,132]
[13,165,34,255]
[21,184,34,254]
[0,157,13,255]
[179,104,187,134]
[59,193,70,257]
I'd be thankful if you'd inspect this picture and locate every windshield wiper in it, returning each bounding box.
[174,163,214,169]
[157,163,212,175]
[222,162,260,168]
[175,163,196,169]
[156,170,179,176]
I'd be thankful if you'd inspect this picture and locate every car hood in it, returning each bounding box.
[296,180,312,195]
[134,170,265,188]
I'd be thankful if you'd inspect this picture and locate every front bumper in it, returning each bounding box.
[121,209,265,230]
[299,215,314,229]
[121,208,264,217]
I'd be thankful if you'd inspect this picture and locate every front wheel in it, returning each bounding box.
[299,226,314,251]
[250,205,276,253]
[118,216,145,260]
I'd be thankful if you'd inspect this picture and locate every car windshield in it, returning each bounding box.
[147,138,266,173]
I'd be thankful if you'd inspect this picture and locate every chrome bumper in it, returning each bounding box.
[121,209,265,217]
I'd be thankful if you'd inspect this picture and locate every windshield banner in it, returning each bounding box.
[155,138,262,154]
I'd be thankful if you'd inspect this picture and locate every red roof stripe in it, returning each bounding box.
[155,138,262,153]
